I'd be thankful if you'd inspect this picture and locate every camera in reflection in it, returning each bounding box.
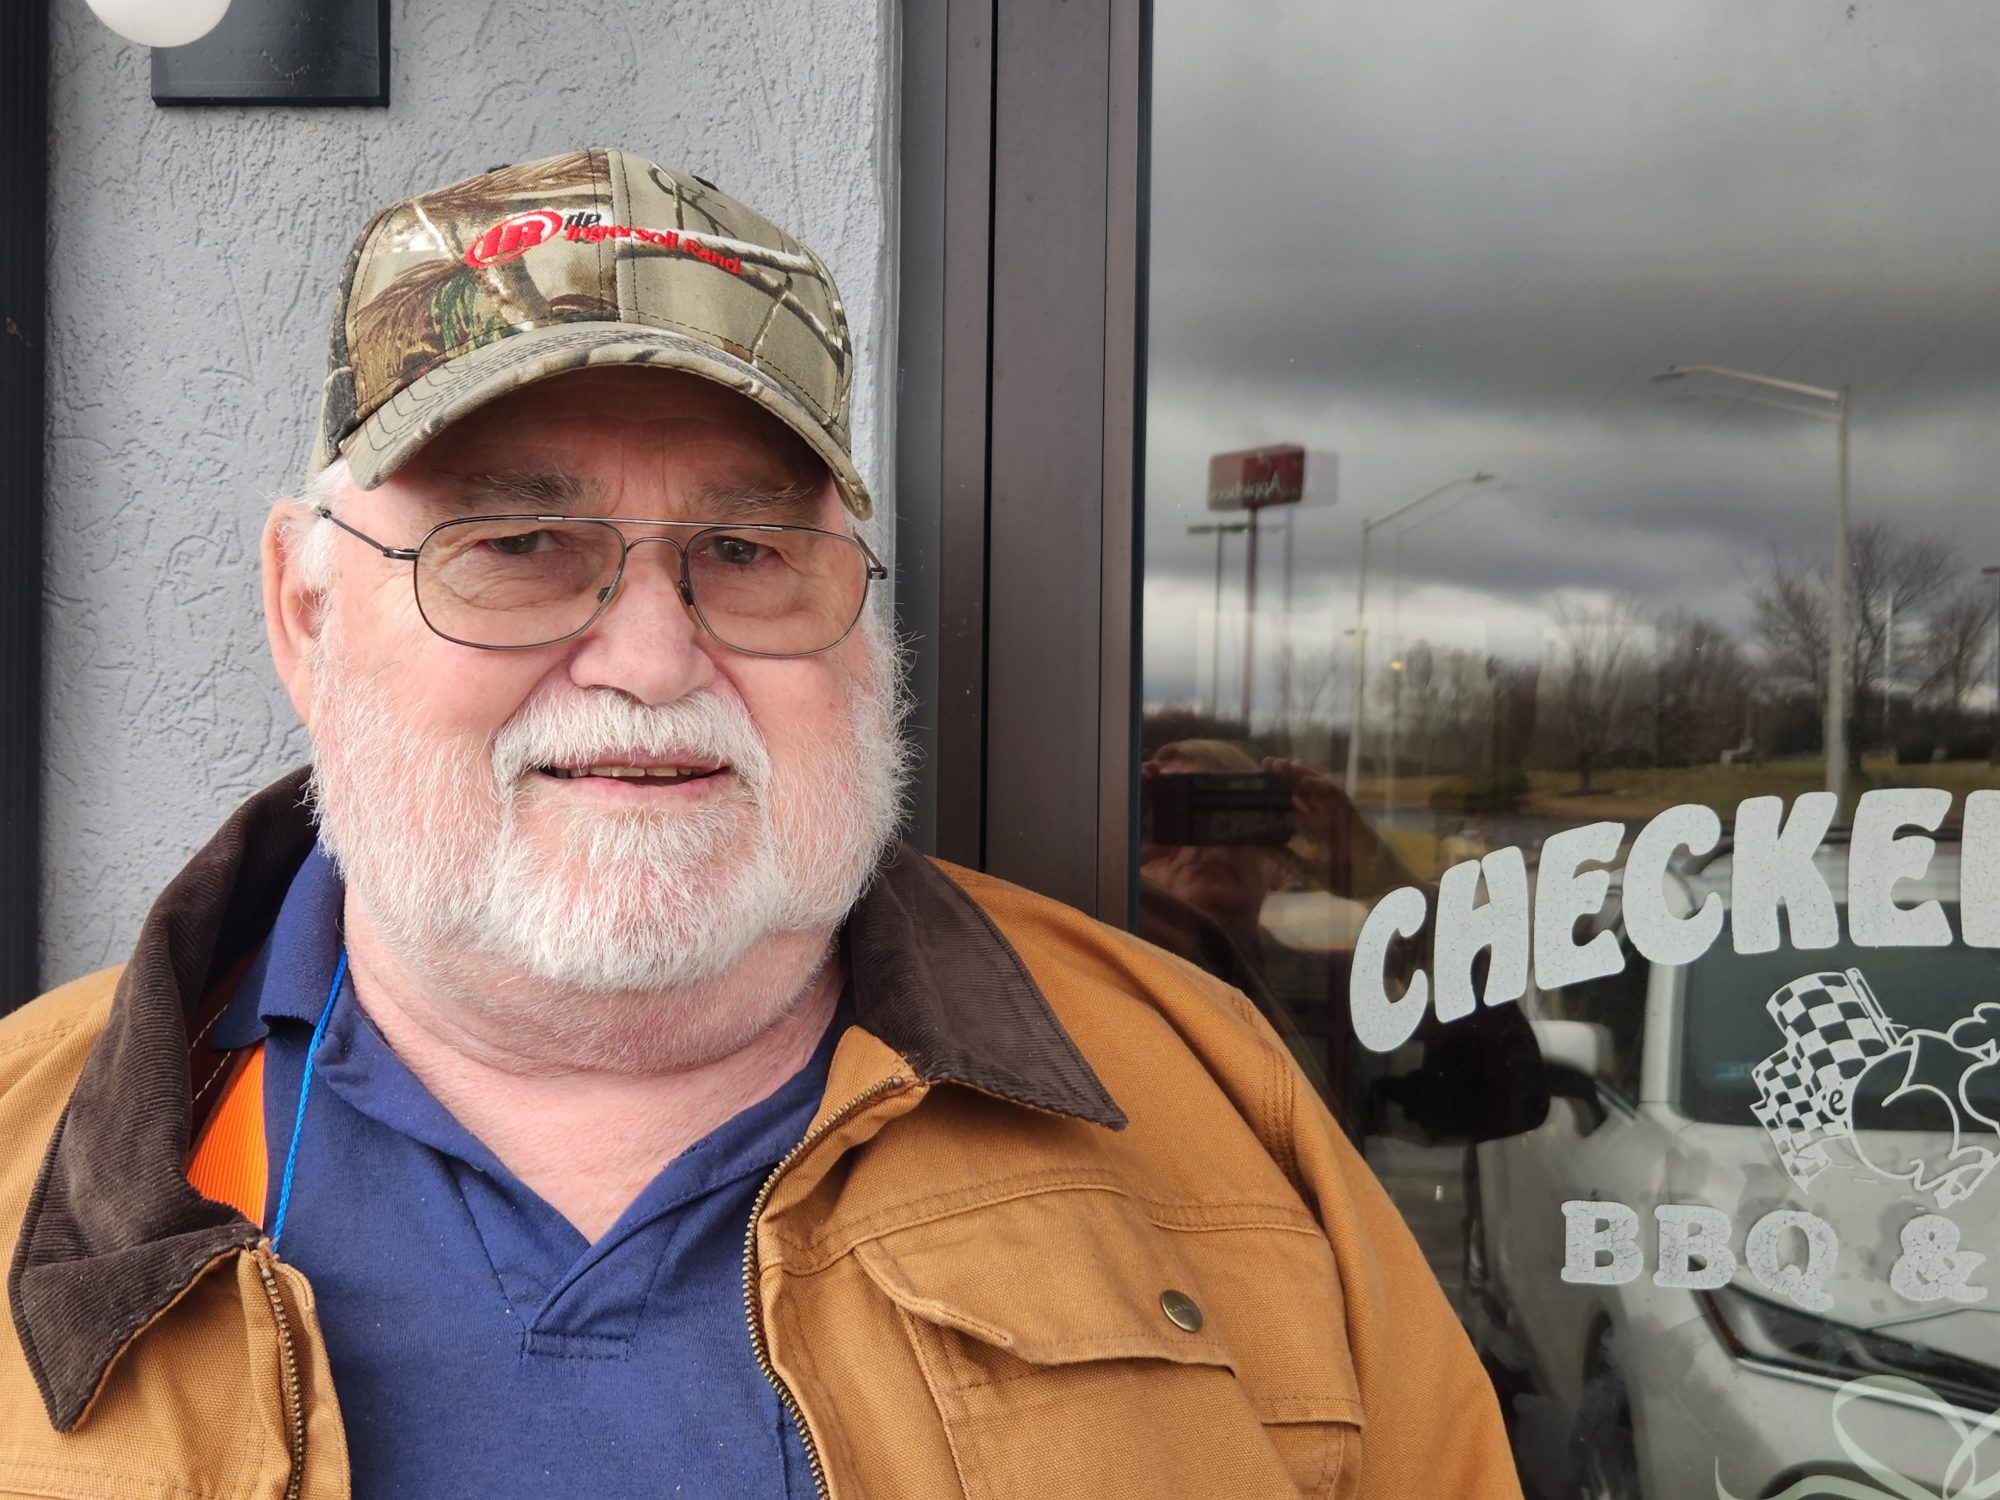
[1139,770,1295,848]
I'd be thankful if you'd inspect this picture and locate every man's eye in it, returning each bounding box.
[706,535,768,566]
[486,531,550,556]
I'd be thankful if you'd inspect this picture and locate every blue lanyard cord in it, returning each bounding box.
[269,949,347,1254]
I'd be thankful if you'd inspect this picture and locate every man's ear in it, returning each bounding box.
[263,501,324,729]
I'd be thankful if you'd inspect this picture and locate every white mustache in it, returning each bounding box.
[490,688,774,792]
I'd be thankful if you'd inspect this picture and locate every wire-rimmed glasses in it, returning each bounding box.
[314,509,888,658]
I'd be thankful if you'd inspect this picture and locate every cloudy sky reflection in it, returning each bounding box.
[1143,0,2000,716]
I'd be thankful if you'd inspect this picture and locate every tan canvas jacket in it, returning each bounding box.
[0,772,1523,1499]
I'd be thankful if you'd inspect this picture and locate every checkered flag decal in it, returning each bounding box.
[1752,970,1904,1191]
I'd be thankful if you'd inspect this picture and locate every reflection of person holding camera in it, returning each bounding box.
[1140,736,1406,994]
[1140,738,1347,1102]
[1141,740,1548,1147]
[1140,739,1288,964]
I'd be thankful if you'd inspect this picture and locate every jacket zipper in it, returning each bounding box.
[253,1250,307,1500]
[743,1075,907,1500]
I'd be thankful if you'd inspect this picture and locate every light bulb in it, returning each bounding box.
[84,0,233,48]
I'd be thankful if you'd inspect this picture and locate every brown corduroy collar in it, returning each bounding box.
[10,769,1121,1432]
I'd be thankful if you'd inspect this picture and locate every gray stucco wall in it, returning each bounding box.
[43,0,899,985]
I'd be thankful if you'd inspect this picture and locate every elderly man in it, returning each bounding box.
[0,151,1520,1498]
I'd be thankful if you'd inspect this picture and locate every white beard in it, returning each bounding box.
[303,610,908,1066]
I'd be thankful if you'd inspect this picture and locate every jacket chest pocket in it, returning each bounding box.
[854,1186,1363,1500]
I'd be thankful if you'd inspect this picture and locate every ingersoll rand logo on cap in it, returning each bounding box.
[464,210,744,277]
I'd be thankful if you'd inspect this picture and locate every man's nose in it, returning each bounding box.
[563,536,717,705]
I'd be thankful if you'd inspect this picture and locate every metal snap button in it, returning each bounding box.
[1161,1289,1203,1332]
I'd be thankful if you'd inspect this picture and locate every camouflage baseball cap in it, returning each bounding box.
[310,147,869,516]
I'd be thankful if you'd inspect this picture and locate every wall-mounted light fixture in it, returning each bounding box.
[83,0,390,107]
[85,0,232,48]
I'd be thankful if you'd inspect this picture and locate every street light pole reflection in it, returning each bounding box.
[1653,363,1852,807]
[1344,473,1496,798]
[1983,564,2000,765]
[1187,520,1252,719]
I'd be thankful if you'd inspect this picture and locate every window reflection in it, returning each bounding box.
[1474,836,2000,1500]
[1143,1,2000,1494]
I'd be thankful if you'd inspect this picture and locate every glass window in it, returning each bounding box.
[1543,930,1646,1105]
[1141,5,2000,1494]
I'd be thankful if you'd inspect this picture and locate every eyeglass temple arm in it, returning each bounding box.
[314,505,420,561]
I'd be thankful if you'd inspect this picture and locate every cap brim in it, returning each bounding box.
[337,321,873,518]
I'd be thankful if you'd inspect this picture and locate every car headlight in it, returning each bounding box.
[1699,1283,2000,1413]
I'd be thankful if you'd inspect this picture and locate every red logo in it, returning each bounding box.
[1207,445,1307,512]
[460,208,746,278]
[463,211,565,268]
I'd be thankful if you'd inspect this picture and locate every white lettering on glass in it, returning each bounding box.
[1621,802,1724,967]
[1348,787,2000,1051]
[1961,790,2000,949]
[1532,822,1625,991]
[1432,847,1530,1023]
[1350,885,1431,1054]
[1745,1209,1838,1311]
[1552,1203,1998,1308]
[1561,1200,1643,1285]
[1887,1214,1989,1304]
[1728,793,1840,955]
[1653,1204,1737,1290]
[1848,788,1952,949]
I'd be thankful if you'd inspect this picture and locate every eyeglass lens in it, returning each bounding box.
[413,518,870,655]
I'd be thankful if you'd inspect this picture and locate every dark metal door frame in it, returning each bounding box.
[896,0,1147,923]
[1,0,48,1008]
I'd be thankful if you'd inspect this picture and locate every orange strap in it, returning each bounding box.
[187,1042,268,1226]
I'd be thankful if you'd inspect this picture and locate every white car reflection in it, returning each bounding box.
[1465,841,2000,1500]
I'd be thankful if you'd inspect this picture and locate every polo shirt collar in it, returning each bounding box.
[11,768,1122,1433]
[207,845,346,1050]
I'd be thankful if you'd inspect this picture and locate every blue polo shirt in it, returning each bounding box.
[210,848,829,1498]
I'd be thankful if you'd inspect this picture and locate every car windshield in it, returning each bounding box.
[1679,908,2000,1125]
